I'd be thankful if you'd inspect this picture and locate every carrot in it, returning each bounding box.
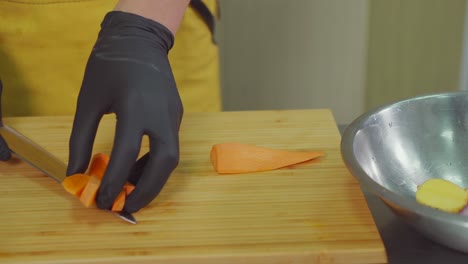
[79,175,101,208]
[124,182,136,195]
[210,142,326,174]
[61,174,90,197]
[62,153,137,212]
[111,190,126,212]
[65,176,135,211]
[88,153,110,179]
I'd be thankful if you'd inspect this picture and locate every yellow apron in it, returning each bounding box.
[0,0,221,117]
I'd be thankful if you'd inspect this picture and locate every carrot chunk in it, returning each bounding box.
[79,175,102,208]
[210,142,325,174]
[124,182,136,195]
[61,152,137,213]
[88,153,110,179]
[111,190,126,212]
[61,174,90,197]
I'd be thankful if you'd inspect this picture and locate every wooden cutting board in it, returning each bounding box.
[0,109,387,264]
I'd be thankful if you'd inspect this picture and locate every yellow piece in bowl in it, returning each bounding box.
[416,178,467,213]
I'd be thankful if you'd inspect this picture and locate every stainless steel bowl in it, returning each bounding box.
[341,91,468,253]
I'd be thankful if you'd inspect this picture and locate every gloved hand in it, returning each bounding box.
[0,79,12,161]
[66,11,183,213]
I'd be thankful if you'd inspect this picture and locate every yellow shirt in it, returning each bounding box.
[0,0,221,117]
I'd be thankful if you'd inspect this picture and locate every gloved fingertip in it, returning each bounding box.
[96,183,121,210]
[123,200,142,214]
[65,165,76,176]
[0,149,10,161]
[65,160,87,176]
[96,193,113,210]
[0,136,11,161]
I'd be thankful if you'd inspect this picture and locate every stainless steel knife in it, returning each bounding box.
[0,124,137,224]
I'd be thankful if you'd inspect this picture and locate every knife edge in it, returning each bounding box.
[0,125,67,182]
[0,124,138,224]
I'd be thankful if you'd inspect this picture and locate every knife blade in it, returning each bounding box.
[0,124,137,224]
[0,125,67,183]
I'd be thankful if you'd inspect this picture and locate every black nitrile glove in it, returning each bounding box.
[0,79,11,161]
[66,11,183,213]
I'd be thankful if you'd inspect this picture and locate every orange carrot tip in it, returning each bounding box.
[210,142,325,174]
[111,190,127,212]
[124,182,136,196]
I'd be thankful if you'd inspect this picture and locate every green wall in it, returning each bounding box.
[365,0,466,110]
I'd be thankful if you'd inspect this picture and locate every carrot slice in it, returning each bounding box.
[111,190,126,212]
[61,152,140,213]
[79,175,102,208]
[124,182,136,195]
[210,142,326,174]
[61,174,90,197]
[88,153,110,179]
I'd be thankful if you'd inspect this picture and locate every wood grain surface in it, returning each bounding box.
[0,109,387,264]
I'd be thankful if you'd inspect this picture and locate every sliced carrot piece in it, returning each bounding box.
[61,174,90,197]
[79,175,102,208]
[124,182,136,195]
[210,142,326,174]
[111,190,126,212]
[61,153,141,212]
[88,153,110,179]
